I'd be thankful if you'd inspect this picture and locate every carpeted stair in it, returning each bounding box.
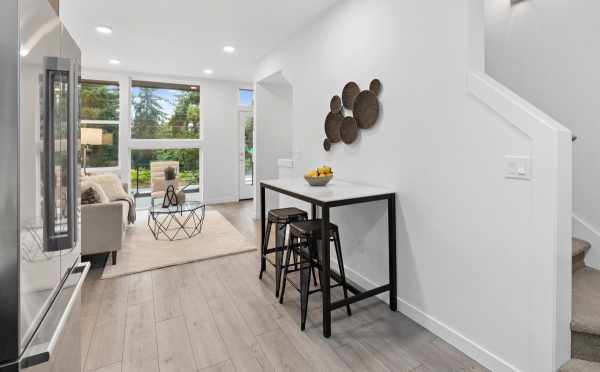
[573,238,592,273]
[561,238,600,371]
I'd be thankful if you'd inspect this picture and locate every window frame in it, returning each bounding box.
[130,80,201,141]
[127,78,203,200]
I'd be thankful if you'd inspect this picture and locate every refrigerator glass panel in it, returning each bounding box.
[46,68,72,251]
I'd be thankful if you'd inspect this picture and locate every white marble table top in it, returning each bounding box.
[261,178,395,204]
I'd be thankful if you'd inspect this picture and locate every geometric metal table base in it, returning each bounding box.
[147,201,206,241]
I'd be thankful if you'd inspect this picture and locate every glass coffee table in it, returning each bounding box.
[147,201,206,241]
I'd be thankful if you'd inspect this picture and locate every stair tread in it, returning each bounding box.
[573,267,600,335]
[573,238,592,257]
[561,359,600,372]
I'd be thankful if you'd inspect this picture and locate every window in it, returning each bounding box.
[130,149,200,195]
[240,111,254,185]
[131,81,200,139]
[239,89,254,107]
[80,80,119,167]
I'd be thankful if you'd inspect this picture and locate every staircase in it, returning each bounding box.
[561,238,600,371]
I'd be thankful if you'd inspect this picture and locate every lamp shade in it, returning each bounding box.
[102,132,113,145]
[80,128,103,145]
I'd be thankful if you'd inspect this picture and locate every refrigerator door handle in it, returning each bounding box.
[68,58,80,246]
[19,262,90,369]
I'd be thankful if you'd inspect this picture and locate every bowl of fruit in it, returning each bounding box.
[304,166,334,186]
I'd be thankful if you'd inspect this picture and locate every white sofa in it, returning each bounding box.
[81,176,133,265]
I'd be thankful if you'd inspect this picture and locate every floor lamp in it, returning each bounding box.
[80,128,103,175]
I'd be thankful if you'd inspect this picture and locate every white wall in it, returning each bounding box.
[484,0,600,268]
[254,73,294,216]
[81,68,251,204]
[255,0,571,371]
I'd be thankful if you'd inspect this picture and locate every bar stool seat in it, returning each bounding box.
[280,219,352,330]
[259,207,308,297]
[268,207,308,224]
[286,219,338,239]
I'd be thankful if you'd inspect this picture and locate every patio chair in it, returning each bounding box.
[150,161,181,205]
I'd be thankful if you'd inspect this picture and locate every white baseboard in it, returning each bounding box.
[204,195,239,205]
[337,261,521,372]
[573,214,600,269]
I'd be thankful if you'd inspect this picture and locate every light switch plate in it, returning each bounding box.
[505,155,531,180]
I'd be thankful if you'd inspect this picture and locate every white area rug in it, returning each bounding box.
[101,210,256,279]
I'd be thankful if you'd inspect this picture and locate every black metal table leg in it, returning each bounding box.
[260,185,266,277]
[388,194,397,311]
[311,203,317,219]
[321,206,331,337]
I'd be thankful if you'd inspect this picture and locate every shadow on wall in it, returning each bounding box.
[255,70,294,218]
[328,198,422,310]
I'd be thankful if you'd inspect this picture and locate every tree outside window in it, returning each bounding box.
[130,81,201,193]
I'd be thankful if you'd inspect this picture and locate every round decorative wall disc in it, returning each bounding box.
[324,112,343,143]
[330,95,342,114]
[369,79,382,96]
[342,82,360,110]
[353,90,380,129]
[340,116,359,144]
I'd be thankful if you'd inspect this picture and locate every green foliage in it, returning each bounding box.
[130,168,151,189]
[165,91,200,138]
[131,148,200,192]
[80,82,120,167]
[82,83,203,181]
[131,88,200,139]
[80,83,119,120]
[131,87,167,139]
[129,87,201,191]
[244,114,254,177]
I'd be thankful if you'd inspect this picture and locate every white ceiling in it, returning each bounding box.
[60,0,341,82]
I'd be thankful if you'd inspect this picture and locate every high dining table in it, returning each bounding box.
[260,178,397,337]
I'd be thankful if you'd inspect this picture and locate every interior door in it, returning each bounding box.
[239,110,254,200]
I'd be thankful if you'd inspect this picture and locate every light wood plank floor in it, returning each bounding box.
[82,201,488,372]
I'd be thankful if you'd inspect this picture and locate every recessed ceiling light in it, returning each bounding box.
[109,59,121,65]
[95,25,113,35]
[203,69,214,75]
[223,45,236,54]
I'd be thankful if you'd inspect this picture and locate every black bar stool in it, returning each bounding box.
[279,219,351,330]
[259,207,308,297]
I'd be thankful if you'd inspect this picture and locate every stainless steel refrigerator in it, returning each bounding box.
[0,0,89,371]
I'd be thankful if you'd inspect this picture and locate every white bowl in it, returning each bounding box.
[304,174,333,186]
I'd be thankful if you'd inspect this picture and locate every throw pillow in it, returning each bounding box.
[80,180,109,203]
[81,187,100,205]
[82,174,128,202]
